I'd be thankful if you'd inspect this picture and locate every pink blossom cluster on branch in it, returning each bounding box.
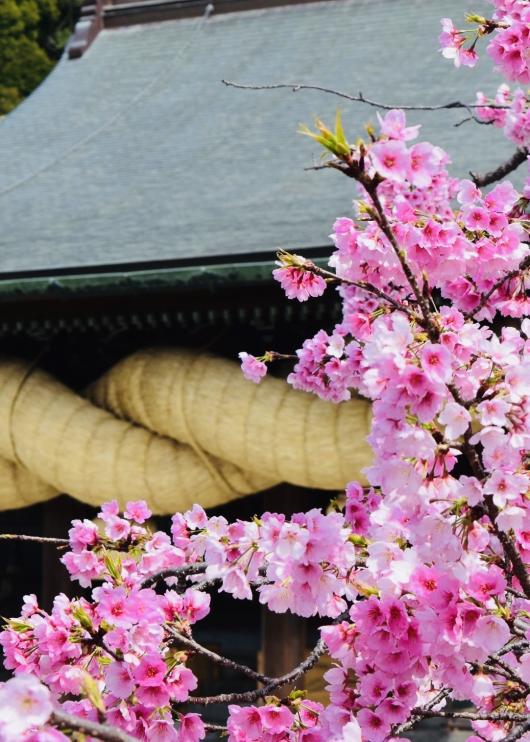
[440,1,530,193]
[440,1,530,81]
[236,5,530,733]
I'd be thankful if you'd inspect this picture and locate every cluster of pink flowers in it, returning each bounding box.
[238,351,268,383]
[488,0,530,83]
[0,497,393,741]
[439,4,530,199]
[241,49,530,737]
[439,18,479,68]
[272,263,327,302]
[476,84,530,148]
[440,2,530,82]
[0,501,210,741]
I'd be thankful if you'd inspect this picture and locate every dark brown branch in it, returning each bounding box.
[52,709,138,742]
[485,656,527,685]
[507,587,528,600]
[503,718,530,742]
[221,80,513,112]
[168,627,273,684]
[498,639,530,657]
[423,711,528,722]
[0,533,69,545]
[471,148,528,188]
[366,186,438,337]
[305,260,422,322]
[484,495,530,599]
[141,563,207,588]
[205,722,228,733]
[454,424,530,600]
[467,253,530,319]
[187,636,326,705]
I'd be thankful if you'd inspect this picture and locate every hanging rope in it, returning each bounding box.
[0,348,372,513]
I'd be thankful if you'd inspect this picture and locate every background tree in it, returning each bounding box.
[0,0,81,116]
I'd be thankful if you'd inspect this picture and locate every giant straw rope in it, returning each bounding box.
[0,349,372,514]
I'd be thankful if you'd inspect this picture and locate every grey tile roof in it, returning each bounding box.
[0,0,517,275]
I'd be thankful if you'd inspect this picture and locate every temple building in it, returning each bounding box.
[0,0,508,706]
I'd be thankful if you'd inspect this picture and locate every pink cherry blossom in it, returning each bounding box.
[0,676,52,737]
[238,352,267,384]
[370,140,411,182]
[272,265,326,301]
[124,500,152,523]
[438,402,471,439]
[420,344,453,384]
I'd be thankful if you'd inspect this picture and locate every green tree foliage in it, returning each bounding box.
[0,0,80,115]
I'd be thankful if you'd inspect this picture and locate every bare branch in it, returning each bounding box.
[168,626,273,684]
[471,148,528,188]
[221,80,513,112]
[52,709,138,742]
[423,711,529,722]
[187,636,327,705]
[0,533,69,545]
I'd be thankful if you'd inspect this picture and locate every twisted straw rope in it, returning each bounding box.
[0,349,372,514]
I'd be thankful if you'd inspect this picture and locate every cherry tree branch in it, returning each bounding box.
[167,626,273,684]
[423,711,529,722]
[503,719,530,742]
[187,636,327,705]
[52,709,138,742]
[304,260,423,323]
[221,80,513,112]
[141,563,207,589]
[0,533,69,545]
[365,185,439,337]
[205,722,228,733]
[467,253,530,319]
[470,147,528,188]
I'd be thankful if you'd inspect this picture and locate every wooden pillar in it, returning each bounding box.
[260,486,312,695]
[41,495,94,610]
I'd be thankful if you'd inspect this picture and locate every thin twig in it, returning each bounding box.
[367,185,438,337]
[423,711,528,722]
[467,253,530,319]
[486,657,527,685]
[0,533,69,545]
[141,563,207,588]
[187,636,326,705]
[168,626,273,684]
[306,261,422,322]
[484,496,530,599]
[205,722,228,733]
[221,80,513,112]
[471,147,528,188]
[507,587,528,600]
[394,689,452,734]
[52,709,138,742]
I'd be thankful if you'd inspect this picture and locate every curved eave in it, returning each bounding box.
[0,247,330,302]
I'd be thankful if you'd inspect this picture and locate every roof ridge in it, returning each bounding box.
[68,0,328,58]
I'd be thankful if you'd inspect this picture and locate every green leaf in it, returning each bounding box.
[334,109,347,148]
